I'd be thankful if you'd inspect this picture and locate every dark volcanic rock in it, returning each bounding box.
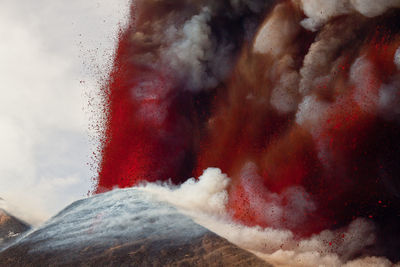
[0,209,30,249]
[0,188,269,266]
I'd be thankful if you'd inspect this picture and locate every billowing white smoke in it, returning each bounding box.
[132,0,272,92]
[350,56,380,113]
[296,52,399,131]
[138,168,397,267]
[139,168,230,216]
[395,47,400,69]
[161,8,223,91]
[298,0,400,31]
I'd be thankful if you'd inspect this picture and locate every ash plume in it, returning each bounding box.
[95,0,400,265]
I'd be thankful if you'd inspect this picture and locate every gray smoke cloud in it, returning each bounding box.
[251,0,400,128]
[395,46,400,69]
[298,0,400,31]
[129,0,275,91]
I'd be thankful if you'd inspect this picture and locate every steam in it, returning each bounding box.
[395,46,400,69]
[139,168,397,267]
[140,168,230,215]
[298,0,400,31]
[162,8,218,91]
[130,0,273,92]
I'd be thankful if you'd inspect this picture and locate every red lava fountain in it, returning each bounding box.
[96,0,400,261]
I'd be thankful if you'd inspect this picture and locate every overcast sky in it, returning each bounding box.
[0,0,130,225]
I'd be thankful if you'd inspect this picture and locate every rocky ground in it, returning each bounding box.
[0,189,270,266]
[0,209,30,250]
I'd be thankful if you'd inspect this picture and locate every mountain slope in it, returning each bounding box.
[0,209,30,249]
[0,188,269,266]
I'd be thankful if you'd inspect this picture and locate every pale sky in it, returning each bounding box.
[0,0,130,225]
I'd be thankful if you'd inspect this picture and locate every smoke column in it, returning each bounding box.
[95,0,400,265]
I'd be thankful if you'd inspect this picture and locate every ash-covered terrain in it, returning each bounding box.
[0,188,268,266]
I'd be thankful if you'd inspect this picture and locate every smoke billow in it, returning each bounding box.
[96,0,400,265]
[299,0,400,31]
[139,169,393,267]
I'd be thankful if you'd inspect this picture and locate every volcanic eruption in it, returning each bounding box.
[95,0,400,264]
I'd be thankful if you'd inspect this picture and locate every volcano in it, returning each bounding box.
[0,189,268,266]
